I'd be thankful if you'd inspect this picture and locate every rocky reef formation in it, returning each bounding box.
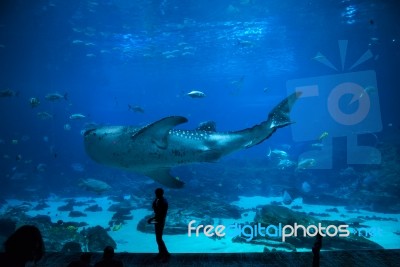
[82,225,117,251]
[0,200,117,253]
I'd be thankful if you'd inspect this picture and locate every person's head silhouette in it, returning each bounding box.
[155,188,164,198]
[103,246,115,259]
[4,225,45,265]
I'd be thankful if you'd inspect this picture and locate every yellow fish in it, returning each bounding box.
[112,224,122,231]
[66,225,77,232]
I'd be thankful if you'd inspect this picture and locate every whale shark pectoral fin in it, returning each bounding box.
[201,149,222,162]
[145,168,185,189]
[131,116,188,149]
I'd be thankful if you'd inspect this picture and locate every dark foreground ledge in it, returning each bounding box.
[3,249,400,267]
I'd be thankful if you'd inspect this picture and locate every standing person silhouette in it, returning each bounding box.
[312,233,323,267]
[147,188,170,262]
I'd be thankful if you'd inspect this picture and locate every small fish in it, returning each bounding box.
[277,159,295,170]
[162,50,180,55]
[297,158,316,169]
[112,223,123,231]
[69,113,86,120]
[311,143,324,149]
[318,131,329,141]
[282,190,292,205]
[71,163,85,172]
[359,86,377,98]
[187,90,206,98]
[182,52,194,56]
[267,148,288,159]
[128,104,144,113]
[36,163,47,172]
[0,88,18,97]
[29,97,40,108]
[79,178,111,194]
[237,39,253,47]
[64,123,71,130]
[66,225,78,231]
[72,39,84,44]
[45,93,68,101]
[301,181,311,193]
[231,76,245,86]
[37,112,53,120]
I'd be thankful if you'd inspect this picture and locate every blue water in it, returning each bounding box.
[0,0,399,253]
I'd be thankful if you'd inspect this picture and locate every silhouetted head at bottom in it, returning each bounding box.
[103,246,115,259]
[3,225,45,266]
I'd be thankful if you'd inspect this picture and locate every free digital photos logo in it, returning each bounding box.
[287,40,382,168]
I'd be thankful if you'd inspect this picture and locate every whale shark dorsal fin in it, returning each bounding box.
[196,121,217,132]
[131,116,188,149]
[145,167,185,188]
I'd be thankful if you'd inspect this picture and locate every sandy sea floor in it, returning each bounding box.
[1,195,400,253]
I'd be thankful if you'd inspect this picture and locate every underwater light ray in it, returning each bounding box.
[349,49,373,70]
[339,40,348,71]
[313,52,338,71]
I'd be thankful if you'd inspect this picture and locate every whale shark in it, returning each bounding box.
[84,92,301,188]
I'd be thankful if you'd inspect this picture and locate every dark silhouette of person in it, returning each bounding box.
[147,187,170,262]
[312,233,323,267]
[67,252,93,267]
[94,246,123,267]
[0,225,45,267]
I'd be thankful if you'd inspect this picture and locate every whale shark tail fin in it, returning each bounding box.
[267,91,302,129]
[236,91,302,149]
